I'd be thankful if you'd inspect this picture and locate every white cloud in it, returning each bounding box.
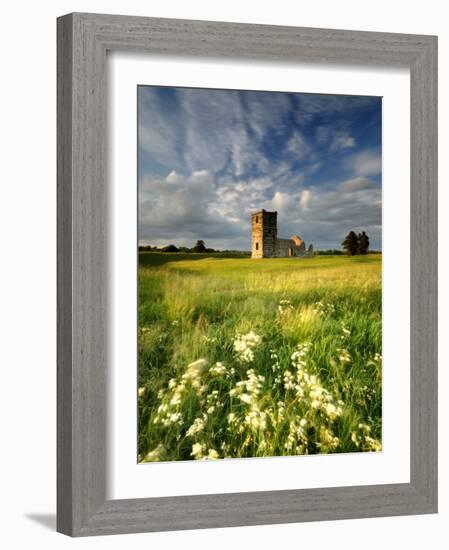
[139,170,217,233]
[349,150,382,176]
[299,189,312,209]
[315,126,355,152]
[329,132,355,151]
[269,191,297,215]
[339,176,378,192]
[287,131,310,160]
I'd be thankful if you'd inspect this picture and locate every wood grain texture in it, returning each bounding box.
[57,12,438,536]
[410,36,438,508]
[57,13,74,536]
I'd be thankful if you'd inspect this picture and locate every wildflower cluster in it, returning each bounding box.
[203,389,223,414]
[209,361,227,375]
[233,331,261,363]
[290,342,343,420]
[185,416,206,437]
[278,299,294,315]
[140,326,380,461]
[336,347,351,365]
[209,361,235,378]
[283,369,295,390]
[142,443,166,462]
[291,342,310,369]
[149,357,226,460]
[312,301,336,317]
[230,368,264,404]
[230,340,346,454]
[191,442,219,460]
[317,427,340,450]
[228,368,269,433]
[270,349,282,385]
[284,417,308,453]
[183,358,208,385]
[152,358,208,427]
[351,423,382,452]
[273,342,344,453]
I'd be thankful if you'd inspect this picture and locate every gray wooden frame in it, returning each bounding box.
[57,12,438,537]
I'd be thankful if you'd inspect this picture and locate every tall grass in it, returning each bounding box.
[138,253,382,462]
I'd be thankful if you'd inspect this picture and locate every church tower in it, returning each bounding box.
[251,210,277,258]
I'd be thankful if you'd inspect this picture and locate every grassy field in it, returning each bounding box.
[138,252,382,462]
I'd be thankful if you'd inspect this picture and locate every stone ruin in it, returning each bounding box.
[251,209,314,259]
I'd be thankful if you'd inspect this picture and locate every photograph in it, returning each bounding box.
[137,85,382,463]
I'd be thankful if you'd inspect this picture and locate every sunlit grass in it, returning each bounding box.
[138,252,382,462]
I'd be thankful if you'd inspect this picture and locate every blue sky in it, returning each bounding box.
[138,86,381,250]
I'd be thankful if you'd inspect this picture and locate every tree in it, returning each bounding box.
[342,231,359,256]
[357,232,370,255]
[192,239,206,253]
[161,244,179,253]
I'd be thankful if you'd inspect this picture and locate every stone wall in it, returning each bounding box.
[251,210,311,258]
[276,238,306,257]
[251,211,263,258]
[251,210,277,258]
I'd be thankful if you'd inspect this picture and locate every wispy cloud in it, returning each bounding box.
[316,126,356,152]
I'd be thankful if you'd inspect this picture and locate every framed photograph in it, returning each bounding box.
[136,84,383,464]
[57,12,437,536]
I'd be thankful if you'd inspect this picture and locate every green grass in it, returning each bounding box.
[138,252,382,462]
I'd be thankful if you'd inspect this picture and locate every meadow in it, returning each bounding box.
[138,252,382,462]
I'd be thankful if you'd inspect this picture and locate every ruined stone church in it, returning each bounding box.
[251,209,313,259]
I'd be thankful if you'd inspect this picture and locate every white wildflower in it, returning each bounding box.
[210,361,226,375]
[191,442,206,460]
[283,370,295,390]
[233,331,261,363]
[239,393,252,404]
[206,449,219,460]
[365,437,382,452]
[143,444,165,462]
[168,412,182,424]
[183,358,208,381]
[336,347,351,364]
[278,299,294,315]
[186,417,205,437]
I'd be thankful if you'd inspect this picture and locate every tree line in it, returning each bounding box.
[139,235,374,256]
[138,239,215,253]
[341,231,370,256]
[139,240,251,255]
